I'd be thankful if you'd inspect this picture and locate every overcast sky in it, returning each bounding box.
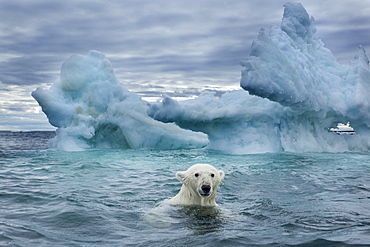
[1,0,370,130]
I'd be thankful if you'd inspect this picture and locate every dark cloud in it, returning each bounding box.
[0,0,280,88]
[319,30,370,62]
[0,55,61,85]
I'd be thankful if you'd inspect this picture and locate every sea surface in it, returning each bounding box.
[1,131,370,246]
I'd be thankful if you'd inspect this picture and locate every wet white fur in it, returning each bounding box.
[168,164,225,206]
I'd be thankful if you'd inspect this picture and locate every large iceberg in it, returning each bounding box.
[149,2,370,153]
[33,2,370,153]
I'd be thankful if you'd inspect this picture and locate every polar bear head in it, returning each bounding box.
[169,164,225,206]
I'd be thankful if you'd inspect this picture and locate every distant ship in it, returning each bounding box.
[329,122,355,135]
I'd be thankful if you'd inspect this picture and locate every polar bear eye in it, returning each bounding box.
[211,173,215,178]
[195,173,199,177]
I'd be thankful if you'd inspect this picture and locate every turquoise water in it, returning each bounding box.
[1,132,370,246]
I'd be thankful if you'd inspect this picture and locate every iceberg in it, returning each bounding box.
[33,2,370,153]
[32,51,208,151]
[149,2,370,153]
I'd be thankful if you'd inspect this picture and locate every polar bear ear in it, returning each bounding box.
[176,171,186,183]
[219,170,225,181]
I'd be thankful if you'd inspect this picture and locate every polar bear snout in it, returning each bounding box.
[199,184,212,197]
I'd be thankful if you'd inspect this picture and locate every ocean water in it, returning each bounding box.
[1,131,370,246]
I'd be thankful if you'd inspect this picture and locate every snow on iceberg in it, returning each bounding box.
[32,51,208,151]
[149,2,370,153]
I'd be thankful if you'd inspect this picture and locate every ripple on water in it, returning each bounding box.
[1,147,370,246]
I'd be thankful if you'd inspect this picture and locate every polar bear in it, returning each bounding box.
[168,164,225,207]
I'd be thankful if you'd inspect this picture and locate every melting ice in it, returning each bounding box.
[32,2,370,153]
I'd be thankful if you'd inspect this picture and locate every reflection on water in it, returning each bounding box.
[176,205,225,235]
[143,203,236,236]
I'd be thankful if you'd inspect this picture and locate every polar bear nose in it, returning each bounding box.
[201,184,211,193]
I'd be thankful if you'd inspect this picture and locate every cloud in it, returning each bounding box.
[1,0,370,130]
[0,0,279,87]
[0,82,53,130]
